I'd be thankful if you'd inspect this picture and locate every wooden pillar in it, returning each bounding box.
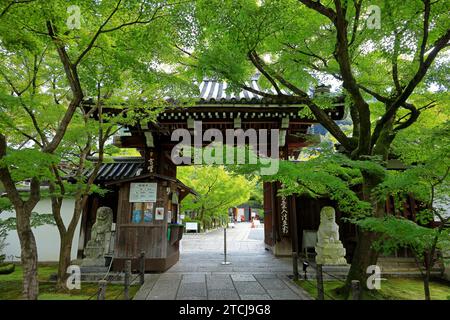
[290,195,299,279]
[271,182,278,243]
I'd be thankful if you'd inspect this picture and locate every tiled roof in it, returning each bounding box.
[61,158,143,184]
[94,161,144,182]
[198,78,291,104]
[65,157,198,196]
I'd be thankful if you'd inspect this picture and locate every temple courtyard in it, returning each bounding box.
[134,222,312,300]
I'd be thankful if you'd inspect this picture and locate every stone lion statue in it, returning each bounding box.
[90,207,113,244]
[82,207,113,264]
[317,206,340,244]
[315,206,347,265]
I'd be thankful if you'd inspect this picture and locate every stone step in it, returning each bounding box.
[382,271,443,278]
[381,267,443,272]
[378,258,444,270]
[80,266,109,273]
[303,270,443,280]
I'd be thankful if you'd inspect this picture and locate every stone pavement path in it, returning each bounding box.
[134,223,312,300]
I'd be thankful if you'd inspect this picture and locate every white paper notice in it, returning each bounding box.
[129,182,157,203]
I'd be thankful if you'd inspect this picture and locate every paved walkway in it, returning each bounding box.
[134,223,312,300]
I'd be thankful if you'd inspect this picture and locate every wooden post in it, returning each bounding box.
[271,182,278,244]
[124,259,131,300]
[316,264,324,300]
[97,280,107,300]
[351,280,361,300]
[139,251,145,285]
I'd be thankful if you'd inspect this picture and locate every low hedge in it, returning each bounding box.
[0,263,15,275]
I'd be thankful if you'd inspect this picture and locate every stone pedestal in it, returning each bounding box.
[315,242,347,265]
[314,206,348,265]
[271,238,293,257]
[80,245,108,267]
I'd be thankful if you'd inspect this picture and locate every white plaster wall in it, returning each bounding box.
[2,198,80,262]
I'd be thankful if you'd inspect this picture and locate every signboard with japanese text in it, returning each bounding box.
[280,195,289,236]
[278,182,289,237]
[129,182,157,203]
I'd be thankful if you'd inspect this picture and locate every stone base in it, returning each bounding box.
[315,242,347,265]
[112,250,180,272]
[321,264,350,272]
[271,238,293,257]
[316,257,348,265]
[80,272,124,282]
[83,244,108,264]
[313,264,350,281]
[80,266,109,273]
[80,258,106,268]
[78,265,117,282]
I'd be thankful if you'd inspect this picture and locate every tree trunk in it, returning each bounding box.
[423,251,432,300]
[340,170,385,298]
[55,197,86,290]
[56,233,74,290]
[199,206,205,229]
[423,272,431,300]
[16,207,39,300]
[340,229,379,297]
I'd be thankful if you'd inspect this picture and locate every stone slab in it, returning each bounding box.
[239,294,271,300]
[182,274,206,283]
[231,274,256,282]
[134,274,159,300]
[257,278,289,291]
[233,281,266,295]
[146,279,180,300]
[177,282,207,299]
[253,274,278,279]
[206,275,235,290]
[208,289,240,300]
[267,289,300,300]
[138,222,314,300]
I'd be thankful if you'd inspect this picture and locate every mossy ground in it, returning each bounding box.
[0,263,140,300]
[295,277,450,300]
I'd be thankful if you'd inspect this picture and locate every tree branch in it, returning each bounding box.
[0,134,23,208]
[0,66,48,146]
[282,42,329,67]
[248,50,282,95]
[332,0,372,156]
[393,103,420,132]
[73,0,123,66]
[358,84,390,103]
[419,0,431,65]
[348,0,362,46]
[394,101,436,126]
[173,44,198,59]
[0,0,36,18]
[45,21,84,154]
[392,31,402,94]
[298,0,336,21]
[244,49,355,151]
[372,27,450,145]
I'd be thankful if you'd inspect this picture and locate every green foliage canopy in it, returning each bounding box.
[178,165,256,225]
